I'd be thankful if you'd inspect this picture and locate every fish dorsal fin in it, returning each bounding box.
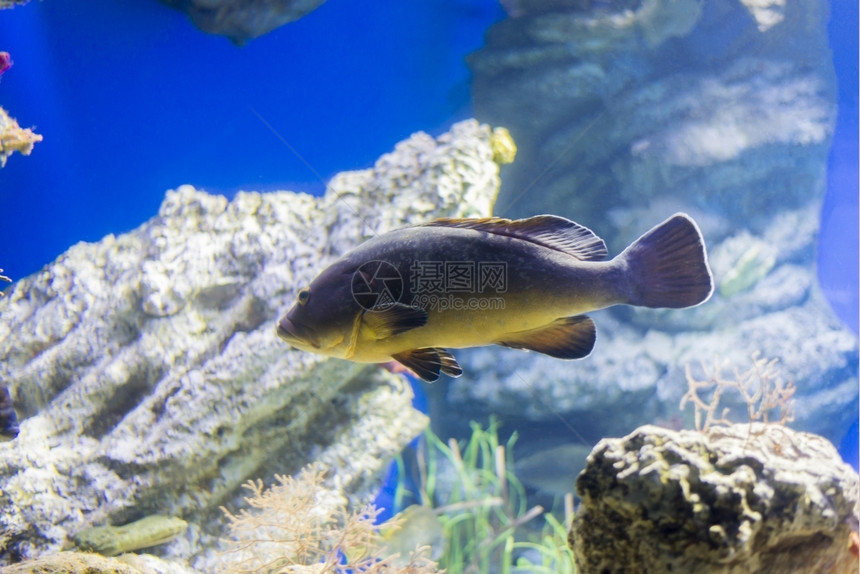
[496,315,596,359]
[391,348,462,382]
[421,216,608,261]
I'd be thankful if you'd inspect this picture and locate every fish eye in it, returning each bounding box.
[297,287,310,305]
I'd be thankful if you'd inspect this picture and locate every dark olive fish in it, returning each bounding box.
[277,213,713,381]
[0,384,19,441]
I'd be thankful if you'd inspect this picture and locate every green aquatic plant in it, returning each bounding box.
[219,421,576,574]
[718,243,776,297]
[400,419,576,574]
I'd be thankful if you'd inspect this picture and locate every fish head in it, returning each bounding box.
[276,263,363,358]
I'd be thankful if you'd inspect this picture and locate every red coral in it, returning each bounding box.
[0,52,11,78]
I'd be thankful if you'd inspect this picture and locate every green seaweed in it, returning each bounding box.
[400,418,576,574]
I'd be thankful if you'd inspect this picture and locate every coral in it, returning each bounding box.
[219,464,439,574]
[0,51,11,76]
[489,126,517,166]
[0,1,30,9]
[0,107,42,167]
[71,515,188,557]
[681,351,796,432]
[571,423,860,573]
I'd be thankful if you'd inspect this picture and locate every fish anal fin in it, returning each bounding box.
[421,216,608,261]
[391,348,463,382]
[497,315,596,359]
[362,304,428,339]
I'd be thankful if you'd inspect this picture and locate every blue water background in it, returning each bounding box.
[0,0,502,279]
[0,1,856,475]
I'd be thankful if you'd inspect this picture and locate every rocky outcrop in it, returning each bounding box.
[470,0,835,227]
[443,203,858,444]
[0,120,504,566]
[160,0,325,43]
[571,423,860,573]
[434,0,856,451]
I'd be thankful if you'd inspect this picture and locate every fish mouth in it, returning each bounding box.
[276,316,320,350]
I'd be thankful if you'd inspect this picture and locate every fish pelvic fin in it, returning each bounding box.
[619,213,714,309]
[391,348,462,382]
[496,315,596,359]
[421,216,608,261]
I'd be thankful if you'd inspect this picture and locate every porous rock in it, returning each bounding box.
[160,0,325,43]
[571,423,860,573]
[0,119,502,566]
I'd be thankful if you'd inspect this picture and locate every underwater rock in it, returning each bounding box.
[0,119,503,565]
[442,201,857,448]
[4,550,196,574]
[570,423,860,573]
[160,0,325,43]
[439,0,853,457]
[470,0,835,227]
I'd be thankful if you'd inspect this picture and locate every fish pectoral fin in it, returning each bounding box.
[391,348,462,382]
[362,304,428,339]
[496,315,596,359]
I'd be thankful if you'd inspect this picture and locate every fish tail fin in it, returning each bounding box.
[619,213,713,308]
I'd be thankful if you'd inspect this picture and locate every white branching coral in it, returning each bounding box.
[219,464,439,574]
[681,351,796,433]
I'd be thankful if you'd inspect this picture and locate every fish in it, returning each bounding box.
[514,443,593,499]
[378,505,445,565]
[0,383,19,441]
[277,213,713,382]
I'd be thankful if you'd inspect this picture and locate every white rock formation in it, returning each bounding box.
[0,120,503,565]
